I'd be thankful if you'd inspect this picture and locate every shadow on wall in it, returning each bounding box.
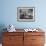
[0,24,7,43]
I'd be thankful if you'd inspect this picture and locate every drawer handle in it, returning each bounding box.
[9,38,13,40]
[9,38,12,40]
[32,39,36,40]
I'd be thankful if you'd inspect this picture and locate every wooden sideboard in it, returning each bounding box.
[2,30,45,46]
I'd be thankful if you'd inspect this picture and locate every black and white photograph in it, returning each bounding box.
[17,7,35,22]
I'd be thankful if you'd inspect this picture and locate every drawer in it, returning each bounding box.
[3,36,23,42]
[24,36,32,40]
[2,44,13,46]
[31,44,44,46]
[3,32,23,36]
[3,38,23,46]
[24,36,32,45]
[24,32,44,36]
[24,35,45,45]
[32,36,45,44]
[3,43,23,46]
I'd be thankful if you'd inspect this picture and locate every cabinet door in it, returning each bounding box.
[24,33,32,46]
[3,33,23,46]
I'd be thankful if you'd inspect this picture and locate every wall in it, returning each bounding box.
[0,0,46,29]
[0,0,46,43]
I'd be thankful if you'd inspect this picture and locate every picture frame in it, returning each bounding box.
[17,7,35,22]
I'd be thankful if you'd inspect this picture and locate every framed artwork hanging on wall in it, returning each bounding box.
[17,7,35,22]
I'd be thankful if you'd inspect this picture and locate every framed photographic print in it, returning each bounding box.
[17,7,35,22]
